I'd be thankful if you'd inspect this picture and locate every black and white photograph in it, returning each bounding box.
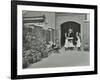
[11,1,97,79]
[22,11,90,69]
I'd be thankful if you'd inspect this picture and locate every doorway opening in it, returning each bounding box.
[60,21,81,47]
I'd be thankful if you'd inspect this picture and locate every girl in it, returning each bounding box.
[76,32,81,50]
[67,28,75,50]
[64,32,69,50]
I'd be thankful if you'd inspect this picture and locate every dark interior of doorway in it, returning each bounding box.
[60,21,81,47]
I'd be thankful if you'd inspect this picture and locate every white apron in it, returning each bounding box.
[76,37,81,47]
[64,38,69,48]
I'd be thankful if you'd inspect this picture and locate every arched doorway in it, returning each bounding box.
[60,21,81,47]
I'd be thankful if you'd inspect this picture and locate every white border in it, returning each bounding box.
[17,5,94,75]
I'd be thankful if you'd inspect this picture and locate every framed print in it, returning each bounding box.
[11,0,98,79]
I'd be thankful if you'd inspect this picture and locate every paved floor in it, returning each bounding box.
[28,48,90,69]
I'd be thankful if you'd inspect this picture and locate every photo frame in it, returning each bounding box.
[11,0,98,79]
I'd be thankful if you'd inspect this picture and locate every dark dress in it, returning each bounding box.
[67,32,74,41]
[67,32,77,46]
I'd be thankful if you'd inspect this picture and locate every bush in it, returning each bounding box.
[83,43,89,51]
[22,27,53,67]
